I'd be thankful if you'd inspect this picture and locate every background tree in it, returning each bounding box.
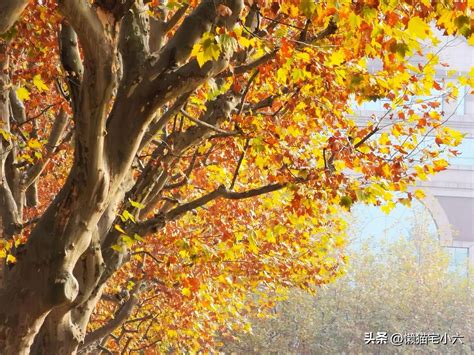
[223,211,474,354]
[0,0,472,353]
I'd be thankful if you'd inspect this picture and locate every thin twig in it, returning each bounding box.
[180,109,233,134]
[237,70,259,116]
[132,250,164,265]
[230,138,250,190]
[19,103,58,127]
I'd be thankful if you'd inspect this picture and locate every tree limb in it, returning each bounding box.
[134,183,285,236]
[58,0,111,63]
[80,282,142,349]
[139,92,192,151]
[163,4,189,32]
[59,21,83,112]
[0,0,29,34]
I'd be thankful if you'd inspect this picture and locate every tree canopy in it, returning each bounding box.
[0,0,472,353]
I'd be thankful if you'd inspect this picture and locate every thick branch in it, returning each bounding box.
[0,0,29,34]
[105,57,230,179]
[58,0,111,63]
[135,183,285,236]
[0,42,20,239]
[167,183,285,219]
[59,21,83,110]
[150,0,243,75]
[312,18,338,42]
[81,283,141,349]
[164,4,189,32]
[9,88,26,124]
[139,92,191,151]
[95,0,135,21]
[119,0,150,82]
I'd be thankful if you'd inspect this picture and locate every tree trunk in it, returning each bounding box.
[30,308,82,355]
[0,166,108,353]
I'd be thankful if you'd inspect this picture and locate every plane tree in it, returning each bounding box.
[0,0,472,353]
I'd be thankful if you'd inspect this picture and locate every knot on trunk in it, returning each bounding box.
[52,271,79,305]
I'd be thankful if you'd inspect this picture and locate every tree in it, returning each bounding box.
[223,211,474,354]
[0,0,472,353]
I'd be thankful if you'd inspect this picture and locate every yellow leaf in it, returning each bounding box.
[167,329,178,338]
[415,166,427,181]
[27,138,42,150]
[379,133,390,145]
[248,234,259,254]
[333,160,345,171]
[276,67,287,84]
[327,50,345,67]
[114,224,126,234]
[433,159,448,172]
[381,201,395,215]
[429,111,440,120]
[6,254,16,264]
[182,287,191,297]
[407,17,431,40]
[16,87,30,101]
[265,230,276,243]
[414,189,426,199]
[238,36,251,48]
[196,51,207,67]
[33,74,48,92]
[447,69,457,78]
[0,129,11,141]
[468,34,474,46]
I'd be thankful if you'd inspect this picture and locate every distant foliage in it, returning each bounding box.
[223,215,474,354]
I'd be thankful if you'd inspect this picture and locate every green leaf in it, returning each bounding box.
[121,235,134,248]
[133,233,145,242]
[111,244,124,252]
[121,210,136,223]
[300,0,316,17]
[339,196,353,210]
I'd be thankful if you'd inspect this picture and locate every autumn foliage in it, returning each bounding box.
[0,0,473,353]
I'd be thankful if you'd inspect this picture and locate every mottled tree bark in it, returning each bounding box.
[0,0,284,353]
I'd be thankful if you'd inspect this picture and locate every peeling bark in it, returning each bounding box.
[0,0,249,352]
